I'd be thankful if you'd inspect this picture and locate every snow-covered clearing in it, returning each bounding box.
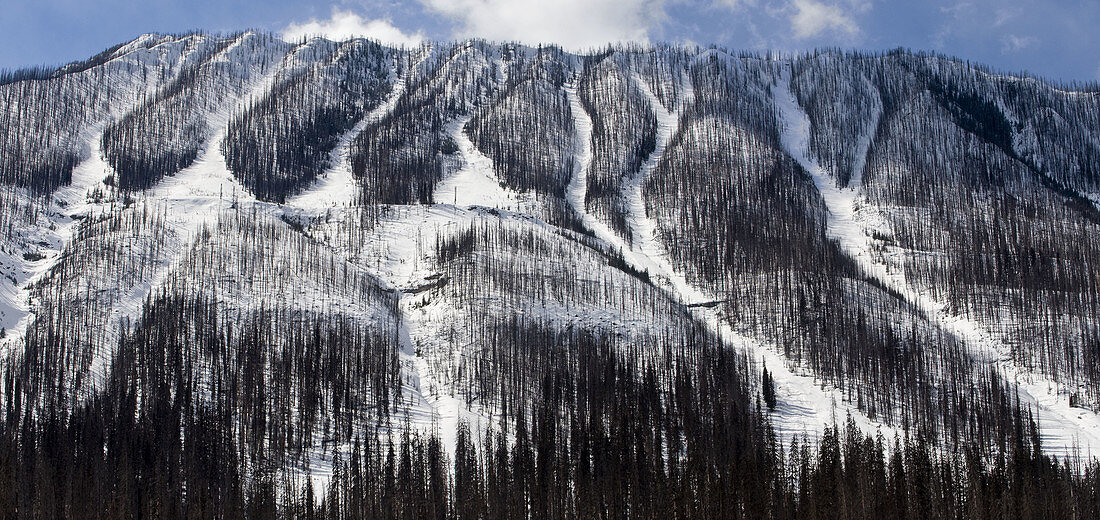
[566,72,895,446]
[772,66,1100,458]
[286,48,430,211]
[432,117,534,211]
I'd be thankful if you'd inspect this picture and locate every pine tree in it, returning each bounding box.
[762,365,777,410]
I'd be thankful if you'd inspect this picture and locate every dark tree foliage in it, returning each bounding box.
[223,37,393,202]
[1,310,1097,518]
[762,364,777,410]
[350,41,501,207]
[102,32,290,191]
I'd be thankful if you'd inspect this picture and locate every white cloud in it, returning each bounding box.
[716,0,753,10]
[282,9,425,47]
[1000,34,1037,53]
[992,7,1019,27]
[789,0,858,40]
[419,0,666,51]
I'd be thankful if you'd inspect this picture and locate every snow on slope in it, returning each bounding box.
[333,205,506,456]
[567,71,895,445]
[772,66,1100,458]
[76,43,298,387]
[0,37,220,354]
[433,117,535,211]
[286,47,431,211]
[1,128,120,336]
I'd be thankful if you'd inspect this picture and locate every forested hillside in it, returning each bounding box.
[0,33,1099,518]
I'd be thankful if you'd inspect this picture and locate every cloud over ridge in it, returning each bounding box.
[282,8,425,47]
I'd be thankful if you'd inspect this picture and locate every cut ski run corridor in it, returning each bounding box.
[286,46,431,211]
[566,72,895,446]
[772,65,1100,458]
[0,38,222,358]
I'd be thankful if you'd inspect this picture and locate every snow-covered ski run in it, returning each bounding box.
[772,66,1100,459]
[566,72,897,447]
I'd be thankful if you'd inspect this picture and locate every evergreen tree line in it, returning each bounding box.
[223,38,394,203]
[1,299,1097,518]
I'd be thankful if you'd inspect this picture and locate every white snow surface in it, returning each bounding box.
[772,66,1100,459]
[432,117,534,211]
[567,72,896,446]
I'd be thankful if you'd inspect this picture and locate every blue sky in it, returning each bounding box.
[3,0,1098,83]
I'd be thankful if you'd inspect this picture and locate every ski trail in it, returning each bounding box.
[622,74,701,298]
[566,72,894,445]
[81,48,296,387]
[287,48,431,211]
[0,41,218,355]
[772,67,1100,459]
[432,116,529,210]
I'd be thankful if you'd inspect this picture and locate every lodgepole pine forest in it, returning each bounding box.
[0,31,1099,518]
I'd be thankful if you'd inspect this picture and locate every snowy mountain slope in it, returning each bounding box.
[0,32,236,343]
[102,31,292,191]
[286,46,432,211]
[1,36,1100,497]
[794,53,1100,412]
[775,66,1100,457]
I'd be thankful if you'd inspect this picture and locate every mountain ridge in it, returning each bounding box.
[0,30,1099,515]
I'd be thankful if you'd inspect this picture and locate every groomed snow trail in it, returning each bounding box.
[432,117,532,211]
[286,48,431,211]
[566,73,895,445]
[772,66,1100,458]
